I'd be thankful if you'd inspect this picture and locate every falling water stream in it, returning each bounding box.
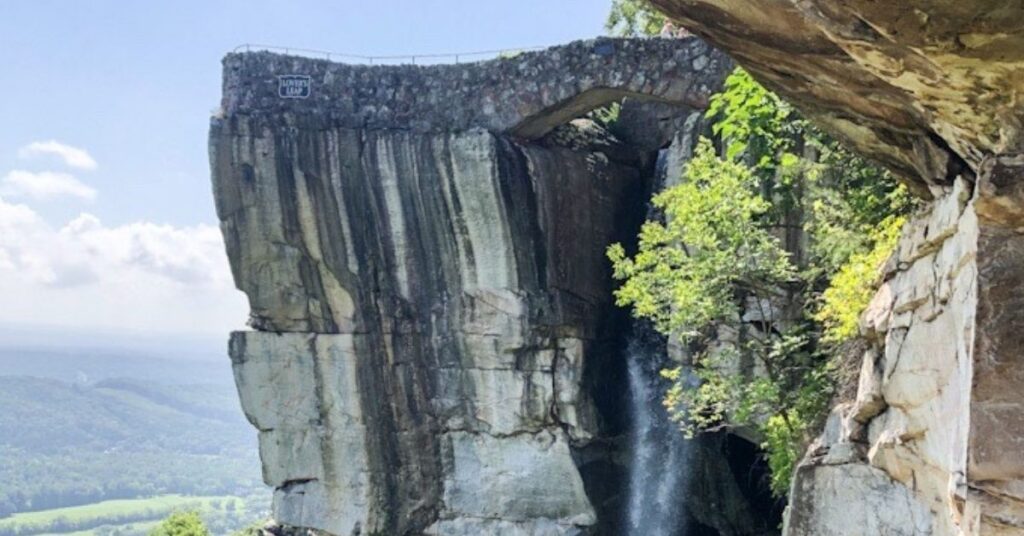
[624,327,692,536]
[620,131,695,536]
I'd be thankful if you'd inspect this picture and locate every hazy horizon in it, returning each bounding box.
[0,321,231,361]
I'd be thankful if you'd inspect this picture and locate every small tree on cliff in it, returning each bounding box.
[149,511,209,536]
[605,0,666,36]
[607,67,912,496]
[608,137,823,496]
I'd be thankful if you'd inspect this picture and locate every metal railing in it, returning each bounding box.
[232,43,552,65]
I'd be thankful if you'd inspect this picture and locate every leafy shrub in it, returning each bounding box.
[605,0,666,36]
[609,65,914,497]
[149,511,209,536]
[815,214,905,342]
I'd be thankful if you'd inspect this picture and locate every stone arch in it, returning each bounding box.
[220,37,731,138]
[511,87,683,140]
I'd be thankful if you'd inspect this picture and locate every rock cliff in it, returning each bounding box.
[646,2,1024,534]
[211,38,775,535]
[651,0,1022,197]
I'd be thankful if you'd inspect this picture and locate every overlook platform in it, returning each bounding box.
[219,37,731,139]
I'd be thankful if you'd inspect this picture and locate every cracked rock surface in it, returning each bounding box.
[639,3,1024,534]
[210,40,739,534]
[214,124,637,534]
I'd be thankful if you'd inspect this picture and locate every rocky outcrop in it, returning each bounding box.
[214,123,640,535]
[784,178,976,536]
[651,0,1023,197]
[642,2,1024,535]
[211,38,765,535]
[784,170,1024,535]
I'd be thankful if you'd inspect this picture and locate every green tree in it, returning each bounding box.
[609,67,913,496]
[605,0,666,36]
[608,138,793,340]
[610,137,821,496]
[149,511,209,536]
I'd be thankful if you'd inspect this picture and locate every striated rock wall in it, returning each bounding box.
[213,123,643,535]
[210,38,759,536]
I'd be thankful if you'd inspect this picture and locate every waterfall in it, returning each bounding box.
[622,114,705,535]
[624,326,691,536]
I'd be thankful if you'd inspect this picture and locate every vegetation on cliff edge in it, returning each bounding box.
[608,65,913,496]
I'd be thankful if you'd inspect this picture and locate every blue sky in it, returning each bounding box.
[0,1,609,338]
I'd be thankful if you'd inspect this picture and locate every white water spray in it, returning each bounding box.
[625,330,691,536]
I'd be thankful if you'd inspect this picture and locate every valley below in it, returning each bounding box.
[0,345,270,536]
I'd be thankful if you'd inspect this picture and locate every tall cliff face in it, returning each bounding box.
[216,125,634,535]
[210,38,765,535]
[647,2,1024,534]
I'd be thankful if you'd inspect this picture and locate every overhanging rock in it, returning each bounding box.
[650,0,1024,196]
[641,2,1024,534]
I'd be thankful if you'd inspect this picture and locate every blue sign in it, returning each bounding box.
[278,75,312,98]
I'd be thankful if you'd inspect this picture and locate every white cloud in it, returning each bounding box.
[1,170,98,201]
[0,196,246,334]
[18,140,98,170]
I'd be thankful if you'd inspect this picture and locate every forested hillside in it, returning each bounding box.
[0,349,267,532]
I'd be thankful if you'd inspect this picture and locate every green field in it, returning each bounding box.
[56,520,160,536]
[0,494,265,536]
[0,351,271,536]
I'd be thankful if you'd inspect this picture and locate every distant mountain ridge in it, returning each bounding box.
[0,347,235,386]
[0,350,264,520]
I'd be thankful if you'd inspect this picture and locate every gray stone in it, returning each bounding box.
[212,35,781,536]
[650,0,1023,196]
[219,37,730,140]
[212,55,710,530]
[441,430,595,525]
[784,463,934,536]
[783,177,1024,535]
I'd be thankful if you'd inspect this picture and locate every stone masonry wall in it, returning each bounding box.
[219,37,730,139]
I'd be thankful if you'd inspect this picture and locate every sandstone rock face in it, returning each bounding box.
[211,39,763,535]
[640,2,1024,534]
[651,0,1024,197]
[781,174,1024,535]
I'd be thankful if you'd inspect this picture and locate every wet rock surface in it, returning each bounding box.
[209,38,796,535]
